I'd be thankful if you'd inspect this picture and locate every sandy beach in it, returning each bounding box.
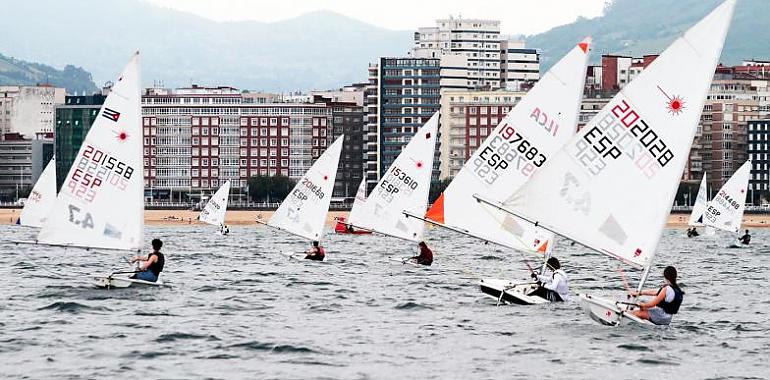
[3,208,770,228]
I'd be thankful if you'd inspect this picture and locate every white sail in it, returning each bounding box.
[347,179,368,226]
[38,52,144,251]
[503,0,735,269]
[704,160,750,233]
[268,135,343,241]
[354,113,438,242]
[425,38,591,253]
[687,174,708,226]
[19,156,57,228]
[199,180,230,226]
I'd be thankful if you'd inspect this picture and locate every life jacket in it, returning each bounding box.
[317,247,325,258]
[147,251,165,276]
[658,285,684,314]
[418,246,433,265]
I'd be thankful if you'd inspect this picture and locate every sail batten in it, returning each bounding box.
[267,135,344,241]
[425,38,590,253]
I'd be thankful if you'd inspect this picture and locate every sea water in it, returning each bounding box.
[0,225,768,379]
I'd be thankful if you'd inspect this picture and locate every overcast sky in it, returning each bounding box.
[142,0,608,35]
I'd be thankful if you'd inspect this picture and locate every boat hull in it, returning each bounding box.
[334,221,372,235]
[478,278,550,305]
[578,293,653,326]
[92,275,166,289]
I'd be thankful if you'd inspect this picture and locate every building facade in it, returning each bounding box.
[141,85,332,202]
[365,57,442,192]
[690,63,770,189]
[0,132,53,201]
[748,119,770,204]
[54,94,107,191]
[0,85,65,137]
[438,90,524,179]
[314,94,366,199]
[412,17,539,91]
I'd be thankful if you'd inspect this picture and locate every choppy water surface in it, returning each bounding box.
[1,225,768,379]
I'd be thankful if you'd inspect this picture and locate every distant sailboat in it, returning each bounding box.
[688,174,708,226]
[261,135,344,259]
[18,156,57,228]
[20,52,159,288]
[491,0,735,325]
[334,180,372,235]
[348,113,438,255]
[199,180,231,234]
[704,160,751,236]
[409,38,590,302]
[687,174,715,236]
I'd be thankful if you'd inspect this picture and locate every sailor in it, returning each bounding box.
[409,241,433,266]
[129,238,165,282]
[305,241,325,261]
[530,257,570,302]
[628,266,684,325]
[220,224,230,235]
[686,227,699,238]
[739,229,751,245]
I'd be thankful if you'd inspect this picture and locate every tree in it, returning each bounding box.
[247,175,296,202]
[429,178,453,204]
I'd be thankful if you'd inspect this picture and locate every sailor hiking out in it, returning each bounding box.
[628,266,684,325]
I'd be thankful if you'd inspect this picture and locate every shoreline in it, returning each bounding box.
[3,208,770,228]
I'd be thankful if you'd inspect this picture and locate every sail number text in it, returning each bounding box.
[472,124,546,185]
[376,166,418,203]
[574,100,674,178]
[67,145,135,202]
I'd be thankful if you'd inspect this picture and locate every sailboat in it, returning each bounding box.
[18,156,57,227]
[703,159,751,246]
[686,173,709,236]
[334,180,372,235]
[260,135,344,260]
[18,52,156,288]
[348,113,439,262]
[486,0,735,325]
[405,38,590,301]
[199,180,231,235]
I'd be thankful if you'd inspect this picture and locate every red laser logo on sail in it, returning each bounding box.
[658,85,686,116]
[117,131,128,141]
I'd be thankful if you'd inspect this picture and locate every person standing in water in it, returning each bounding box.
[305,241,325,261]
[409,241,433,266]
[129,238,165,282]
[530,257,570,302]
[739,229,751,245]
[628,266,684,325]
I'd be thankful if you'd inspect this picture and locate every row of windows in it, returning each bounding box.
[240,138,289,147]
[239,127,290,137]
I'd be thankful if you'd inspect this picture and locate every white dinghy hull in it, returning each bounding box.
[578,294,652,327]
[479,278,550,305]
[92,275,167,289]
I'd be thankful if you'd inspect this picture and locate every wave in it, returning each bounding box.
[155,332,220,343]
[228,341,320,354]
[394,301,433,310]
[36,301,111,314]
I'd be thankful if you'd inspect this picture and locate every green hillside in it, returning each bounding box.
[0,52,98,94]
[529,0,769,69]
